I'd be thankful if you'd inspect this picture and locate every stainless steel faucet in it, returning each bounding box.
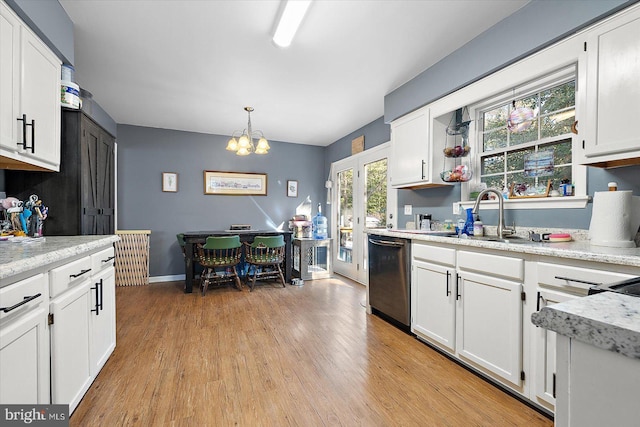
[471,188,515,239]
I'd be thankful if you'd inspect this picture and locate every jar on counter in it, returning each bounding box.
[443,220,455,231]
[473,220,484,237]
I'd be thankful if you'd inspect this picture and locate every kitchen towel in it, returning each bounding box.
[589,190,640,248]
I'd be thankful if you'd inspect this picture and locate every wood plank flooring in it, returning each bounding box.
[71,277,552,426]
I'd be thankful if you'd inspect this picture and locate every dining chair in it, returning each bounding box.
[196,235,243,295]
[243,235,286,291]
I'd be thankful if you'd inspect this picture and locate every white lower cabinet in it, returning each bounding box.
[50,279,93,412]
[531,260,636,412]
[412,244,524,388]
[533,289,576,408]
[456,270,523,386]
[89,267,115,377]
[412,244,456,352]
[49,247,116,414]
[0,273,49,404]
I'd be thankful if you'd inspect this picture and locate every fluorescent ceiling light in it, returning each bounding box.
[273,0,312,48]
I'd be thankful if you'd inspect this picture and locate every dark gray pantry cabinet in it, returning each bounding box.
[7,108,115,235]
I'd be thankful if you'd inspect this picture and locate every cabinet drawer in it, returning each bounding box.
[457,250,523,281]
[0,273,46,321]
[537,262,636,294]
[91,247,115,273]
[412,243,456,267]
[50,256,92,298]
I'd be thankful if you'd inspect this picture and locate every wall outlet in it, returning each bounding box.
[404,204,412,215]
[453,202,461,215]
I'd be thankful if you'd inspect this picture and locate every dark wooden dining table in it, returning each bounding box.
[182,230,293,293]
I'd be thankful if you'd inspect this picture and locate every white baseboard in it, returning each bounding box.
[149,274,185,283]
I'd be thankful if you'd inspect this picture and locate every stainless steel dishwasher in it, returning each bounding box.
[368,235,411,330]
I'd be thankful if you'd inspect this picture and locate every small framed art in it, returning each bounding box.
[287,180,298,197]
[162,172,178,192]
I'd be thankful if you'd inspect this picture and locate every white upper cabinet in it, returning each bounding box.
[0,0,61,171]
[0,1,20,154]
[579,4,640,167]
[390,106,449,188]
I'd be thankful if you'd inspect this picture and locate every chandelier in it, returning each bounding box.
[225,107,270,156]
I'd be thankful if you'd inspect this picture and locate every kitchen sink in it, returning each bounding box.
[447,235,530,244]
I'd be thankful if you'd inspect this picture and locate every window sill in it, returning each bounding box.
[460,195,590,210]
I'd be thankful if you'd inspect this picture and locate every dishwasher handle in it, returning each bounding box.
[368,238,406,248]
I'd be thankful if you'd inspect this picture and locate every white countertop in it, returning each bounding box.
[531,292,640,359]
[367,229,640,268]
[0,235,120,281]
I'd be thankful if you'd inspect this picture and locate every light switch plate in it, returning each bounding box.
[404,204,412,215]
[453,202,461,214]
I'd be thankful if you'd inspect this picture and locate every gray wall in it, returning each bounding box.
[384,0,637,123]
[117,125,325,278]
[396,166,640,230]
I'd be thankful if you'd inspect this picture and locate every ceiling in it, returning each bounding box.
[59,0,529,147]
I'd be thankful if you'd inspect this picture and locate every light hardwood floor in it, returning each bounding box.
[71,277,552,426]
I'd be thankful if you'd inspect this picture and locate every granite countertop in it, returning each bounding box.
[531,292,640,359]
[367,228,640,268]
[0,235,120,281]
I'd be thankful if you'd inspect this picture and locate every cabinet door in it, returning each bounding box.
[96,129,115,234]
[81,116,115,235]
[583,6,640,159]
[533,289,576,408]
[412,260,456,352]
[89,268,116,376]
[457,271,522,385]
[0,306,49,404]
[390,107,430,187]
[19,27,60,169]
[0,1,19,152]
[50,280,92,413]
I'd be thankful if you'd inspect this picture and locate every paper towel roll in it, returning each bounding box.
[589,190,638,248]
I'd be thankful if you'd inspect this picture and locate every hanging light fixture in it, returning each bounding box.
[226,107,270,155]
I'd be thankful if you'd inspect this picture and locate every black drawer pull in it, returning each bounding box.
[101,256,115,263]
[1,293,42,313]
[70,268,92,278]
[554,276,601,286]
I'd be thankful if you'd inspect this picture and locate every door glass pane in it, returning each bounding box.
[364,158,387,229]
[337,168,353,264]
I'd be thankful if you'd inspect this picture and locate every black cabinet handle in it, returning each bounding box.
[70,268,91,278]
[101,256,115,263]
[554,276,601,286]
[455,273,461,300]
[16,114,27,150]
[98,278,103,312]
[536,291,542,311]
[1,293,42,313]
[446,270,451,296]
[91,283,100,314]
[26,119,35,153]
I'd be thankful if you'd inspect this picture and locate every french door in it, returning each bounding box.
[331,143,396,284]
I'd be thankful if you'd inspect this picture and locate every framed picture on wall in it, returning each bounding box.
[204,171,268,196]
[162,172,178,192]
[287,180,298,197]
